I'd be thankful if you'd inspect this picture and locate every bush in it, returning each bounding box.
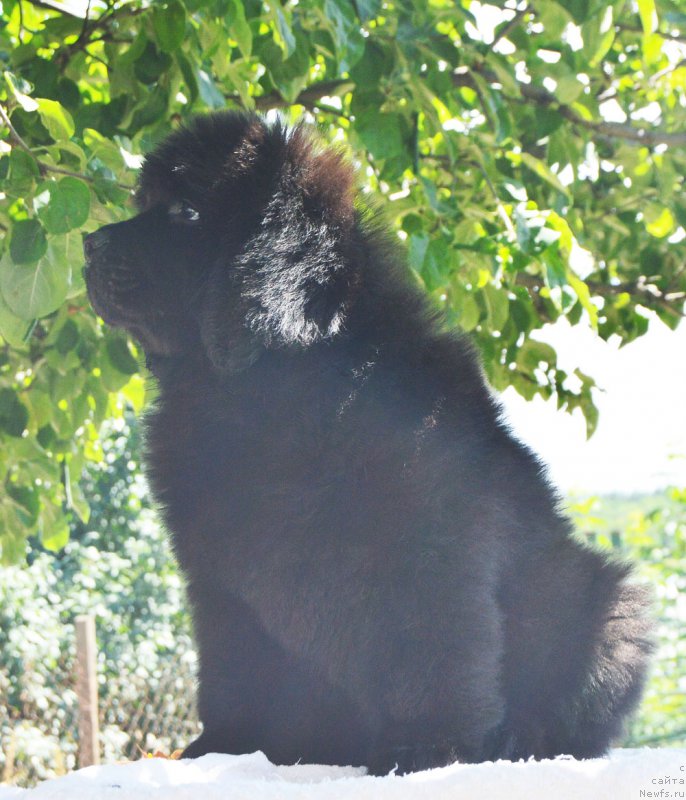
[0,415,196,785]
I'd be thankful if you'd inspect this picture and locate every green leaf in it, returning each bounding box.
[9,219,47,264]
[0,529,27,565]
[83,128,126,173]
[122,374,146,413]
[51,231,84,299]
[323,0,364,70]
[473,75,511,144]
[4,71,38,111]
[356,111,404,159]
[543,247,567,290]
[228,0,252,56]
[67,473,91,524]
[152,1,187,53]
[536,2,572,39]
[459,294,481,332]
[0,388,29,437]
[197,69,226,108]
[349,40,395,86]
[106,336,139,375]
[408,233,430,274]
[260,23,310,104]
[519,153,571,198]
[356,0,381,22]
[40,502,70,552]
[582,6,615,67]
[557,0,589,24]
[510,296,534,334]
[35,98,75,140]
[128,87,170,131]
[267,5,296,58]
[7,484,39,525]
[516,339,557,375]
[50,140,88,173]
[481,284,509,330]
[176,53,200,104]
[644,205,675,238]
[0,290,31,347]
[421,238,451,291]
[1,243,70,320]
[34,177,91,234]
[133,41,172,85]
[638,0,657,34]
[555,75,584,104]
[574,368,598,438]
[8,149,40,193]
[100,352,133,392]
[642,31,663,63]
[566,271,598,329]
[54,318,80,354]
[224,61,256,107]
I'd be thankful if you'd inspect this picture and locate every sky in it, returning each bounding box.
[500,318,686,496]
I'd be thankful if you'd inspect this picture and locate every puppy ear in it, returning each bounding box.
[200,267,262,373]
[199,121,360,374]
[239,125,360,348]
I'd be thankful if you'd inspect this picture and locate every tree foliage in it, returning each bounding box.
[0,0,685,559]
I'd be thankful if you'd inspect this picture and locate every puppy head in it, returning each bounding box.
[84,111,359,372]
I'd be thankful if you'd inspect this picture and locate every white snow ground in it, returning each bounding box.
[1,748,685,800]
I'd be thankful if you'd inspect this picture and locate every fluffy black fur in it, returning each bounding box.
[84,111,653,774]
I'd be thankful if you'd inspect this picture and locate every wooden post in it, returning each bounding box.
[75,614,100,767]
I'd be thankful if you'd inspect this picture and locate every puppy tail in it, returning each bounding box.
[554,575,654,757]
[488,557,654,761]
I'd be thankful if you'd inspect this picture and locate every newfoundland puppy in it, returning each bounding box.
[84,111,652,774]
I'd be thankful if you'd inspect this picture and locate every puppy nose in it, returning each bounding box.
[83,228,111,261]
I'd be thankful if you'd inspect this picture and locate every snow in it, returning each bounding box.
[2,748,685,800]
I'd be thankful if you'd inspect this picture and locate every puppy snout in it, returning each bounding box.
[83,228,111,263]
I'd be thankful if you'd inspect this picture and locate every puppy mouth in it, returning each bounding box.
[83,261,143,327]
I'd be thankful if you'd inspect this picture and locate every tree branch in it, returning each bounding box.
[491,4,530,49]
[0,102,133,190]
[243,68,686,150]
[0,103,40,162]
[225,80,354,112]
[76,0,93,48]
[515,272,685,319]
[554,102,686,148]
[453,66,686,148]
[18,0,25,43]
[25,0,85,17]
[616,23,686,45]
[24,0,147,66]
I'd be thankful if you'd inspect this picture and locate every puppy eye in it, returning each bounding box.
[169,201,200,224]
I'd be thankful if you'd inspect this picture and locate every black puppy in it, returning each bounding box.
[84,112,652,774]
